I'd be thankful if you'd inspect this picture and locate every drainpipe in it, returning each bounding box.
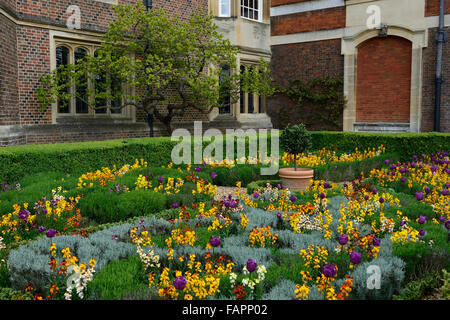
[435,0,448,132]
[144,0,154,137]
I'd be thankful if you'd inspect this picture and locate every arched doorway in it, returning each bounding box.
[355,36,412,124]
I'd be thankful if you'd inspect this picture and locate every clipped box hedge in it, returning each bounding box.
[310,131,450,160]
[0,131,448,183]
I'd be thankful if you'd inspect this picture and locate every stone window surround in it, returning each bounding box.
[49,30,134,124]
[341,25,427,133]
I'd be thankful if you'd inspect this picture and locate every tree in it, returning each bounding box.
[37,3,274,134]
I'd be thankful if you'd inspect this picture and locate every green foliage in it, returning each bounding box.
[393,272,442,300]
[309,131,450,161]
[441,269,450,300]
[37,3,272,134]
[280,124,312,170]
[78,189,167,224]
[0,287,31,300]
[87,255,149,300]
[277,77,345,130]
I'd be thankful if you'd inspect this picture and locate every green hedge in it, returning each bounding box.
[310,131,450,160]
[1,131,449,183]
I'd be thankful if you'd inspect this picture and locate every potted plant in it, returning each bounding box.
[279,123,314,190]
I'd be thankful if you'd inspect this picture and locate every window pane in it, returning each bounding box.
[240,65,245,113]
[248,93,254,114]
[219,0,230,16]
[74,48,89,114]
[219,65,231,114]
[110,77,122,114]
[56,46,70,113]
[94,50,107,114]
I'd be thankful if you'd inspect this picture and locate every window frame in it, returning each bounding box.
[238,62,265,115]
[240,0,263,23]
[54,40,129,118]
[218,0,231,17]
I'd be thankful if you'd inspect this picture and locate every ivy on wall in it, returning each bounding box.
[275,77,346,131]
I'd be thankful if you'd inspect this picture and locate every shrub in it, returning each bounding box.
[309,131,450,160]
[87,255,148,300]
[78,189,167,224]
[280,123,312,170]
[393,272,442,300]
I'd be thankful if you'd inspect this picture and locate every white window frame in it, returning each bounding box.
[218,0,231,17]
[240,0,263,22]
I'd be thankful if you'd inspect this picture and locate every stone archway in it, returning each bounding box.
[341,26,427,133]
[355,36,412,124]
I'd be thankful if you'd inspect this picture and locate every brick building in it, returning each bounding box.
[270,0,450,133]
[0,0,449,146]
[0,0,272,145]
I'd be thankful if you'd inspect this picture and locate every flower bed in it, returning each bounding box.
[0,149,448,300]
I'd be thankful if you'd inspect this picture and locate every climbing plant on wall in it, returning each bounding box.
[276,77,346,131]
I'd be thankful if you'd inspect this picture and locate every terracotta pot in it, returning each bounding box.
[279,167,314,190]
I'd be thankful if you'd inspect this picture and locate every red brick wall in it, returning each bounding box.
[16,26,52,125]
[421,27,450,132]
[268,39,344,130]
[0,14,19,125]
[271,6,345,36]
[425,0,450,17]
[356,36,412,123]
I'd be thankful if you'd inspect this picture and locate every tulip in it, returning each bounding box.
[322,264,337,278]
[209,236,221,247]
[415,192,424,201]
[246,259,257,272]
[174,276,188,290]
[350,251,362,264]
[338,234,349,245]
[290,195,297,202]
[46,229,57,238]
[418,216,426,225]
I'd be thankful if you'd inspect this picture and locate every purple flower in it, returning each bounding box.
[400,177,406,183]
[253,192,259,199]
[209,236,221,248]
[319,193,326,199]
[373,237,381,247]
[350,251,362,264]
[384,159,390,165]
[415,192,424,201]
[37,226,45,233]
[338,234,349,245]
[18,209,29,220]
[372,188,377,195]
[210,171,218,179]
[379,197,384,204]
[290,195,297,202]
[194,166,202,173]
[439,216,446,223]
[46,229,57,238]
[112,235,119,241]
[400,220,408,227]
[322,264,337,278]
[172,202,179,209]
[174,276,188,290]
[443,189,449,196]
[364,194,369,201]
[419,229,426,237]
[276,211,282,219]
[424,186,431,194]
[276,184,282,190]
[246,259,257,272]
[157,176,164,184]
[445,220,450,230]
[418,216,426,225]
[323,181,331,189]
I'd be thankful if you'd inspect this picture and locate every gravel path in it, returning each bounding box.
[214,186,247,201]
